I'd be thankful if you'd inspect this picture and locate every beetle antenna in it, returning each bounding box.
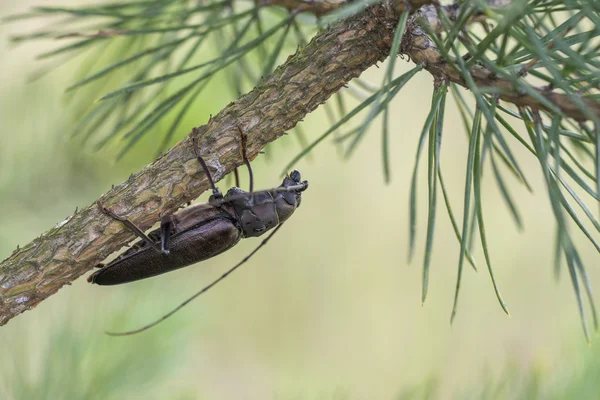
[192,132,219,195]
[105,224,284,336]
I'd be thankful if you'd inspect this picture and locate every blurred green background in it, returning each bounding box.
[1,1,599,399]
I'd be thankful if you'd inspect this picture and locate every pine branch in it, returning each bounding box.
[0,1,427,326]
[405,5,600,122]
[2,0,598,332]
[278,0,600,122]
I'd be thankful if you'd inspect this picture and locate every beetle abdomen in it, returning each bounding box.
[90,218,241,285]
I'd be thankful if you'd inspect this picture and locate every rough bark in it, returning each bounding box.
[0,2,421,326]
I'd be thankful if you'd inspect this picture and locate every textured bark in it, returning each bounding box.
[0,3,422,326]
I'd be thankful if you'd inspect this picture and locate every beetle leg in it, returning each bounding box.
[191,128,221,198]
[159,215,174,255]
[97,200,161,252]
[233,168,240,188]
[236,126,254,193]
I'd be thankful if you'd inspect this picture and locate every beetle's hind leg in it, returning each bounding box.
[97,200,164,254]
[159,215,175,255]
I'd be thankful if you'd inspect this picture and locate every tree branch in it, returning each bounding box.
[0,2,427,326]
[403,5,600,122]
[274,0,600,121]
[2,0,597,326]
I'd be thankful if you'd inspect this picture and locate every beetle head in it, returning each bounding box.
[280,169,308,208]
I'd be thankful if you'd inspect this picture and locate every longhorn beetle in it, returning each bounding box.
[90,127,308,335]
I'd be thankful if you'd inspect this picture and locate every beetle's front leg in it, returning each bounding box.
[97,200,162,253]
[236,126,254,193]
[191,128,222,197]
[233,168,240,188]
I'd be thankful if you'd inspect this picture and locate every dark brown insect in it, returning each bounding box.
[91,127,308,335]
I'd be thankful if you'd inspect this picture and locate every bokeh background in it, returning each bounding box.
[1,1,599,399]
